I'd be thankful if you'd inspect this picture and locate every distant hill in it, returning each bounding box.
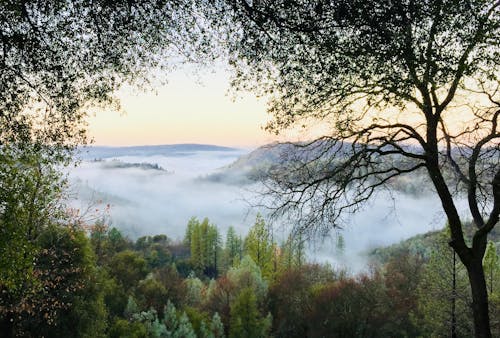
[202,142,432,195]
[78,143,239,160]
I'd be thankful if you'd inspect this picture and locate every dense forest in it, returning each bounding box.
[1,1,499,337]
[2,213,498,337]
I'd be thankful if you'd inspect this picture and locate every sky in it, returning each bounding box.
[87,66,276,148]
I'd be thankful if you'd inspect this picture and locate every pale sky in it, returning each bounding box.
[87,67,277,148]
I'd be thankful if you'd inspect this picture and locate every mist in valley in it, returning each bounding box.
[68,144,467,271]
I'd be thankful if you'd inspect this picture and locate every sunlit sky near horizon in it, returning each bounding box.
[87,66,277,149]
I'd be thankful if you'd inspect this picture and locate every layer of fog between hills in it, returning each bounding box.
[68,144,468,271]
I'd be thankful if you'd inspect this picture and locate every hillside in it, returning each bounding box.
[369,223,500,264]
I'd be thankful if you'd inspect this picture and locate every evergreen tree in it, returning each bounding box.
[124,296,140,320]
[229,288,270,338]
[244,214,274,279]
[184,217,199,247]
[210,312,225,338]
[190,221,203,272]
[279,233,305,272]
[174,313,197,338]
[225,226,242,269]
[206,223,223,277]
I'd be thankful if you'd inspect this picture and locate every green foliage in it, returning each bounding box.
[483,241,500,335]
[1,225,108,337]
[90,225,130,266]
[108,250,147,291]
[124,296,140,320]
[210,312,225,338]
[224,226,243,269]
[229,288,270,338]
[414,232,473,337]
[244,214,275,279]
[136,277,169,316]
[109,318,148,338]
[227,256,268,305]
[483,241,500,294]
[278,233,305,273]
[187,217,223,277]
[0,145,66,294]
[162,300,197,338]
[185,275,205,307]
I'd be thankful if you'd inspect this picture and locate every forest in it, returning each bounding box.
[2,213,499,337]
[1,1,500,337]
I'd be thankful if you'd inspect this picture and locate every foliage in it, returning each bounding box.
[244,214,275,279]
[200,2,500,335]
[1,225,107,337]
[108,250,148,291]
[186,217,223,277]
[229,288,271,338]
[414,231,473,336]
[0,145,66,293]
[224,226,243,269]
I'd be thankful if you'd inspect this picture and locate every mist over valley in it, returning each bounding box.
[68,143,463,271]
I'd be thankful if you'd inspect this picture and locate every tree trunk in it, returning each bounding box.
[465,259,492,338]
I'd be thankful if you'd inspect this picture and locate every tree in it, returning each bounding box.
[229,288,271,338]
[2,2,212,335]
[415,232,474,337]
[108,250,147,291]
[1,0,215,149]
[224,226,243,269]
[210,312,226,338]
[244,214,275,279]
[162,300,197,338]
[186,217,223,277]
[483,241,500,334]
[1,224,108,337]
[202,2,500,336]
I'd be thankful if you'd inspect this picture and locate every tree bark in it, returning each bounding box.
[466,259,492,338]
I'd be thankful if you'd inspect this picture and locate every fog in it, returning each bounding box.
[67,145,467,271]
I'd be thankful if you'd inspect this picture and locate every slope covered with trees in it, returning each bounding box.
[3,214,499,337]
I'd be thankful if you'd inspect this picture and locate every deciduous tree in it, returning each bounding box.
[201,2,500,335]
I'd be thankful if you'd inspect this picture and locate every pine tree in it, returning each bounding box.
[124,296,139,320]
[279,233,305,272]
[163,300,178,334]
[229,288,269,338]
[225,227,242,270]
[184,217,199,247]
[174,313,196,338]
[190,221,203,271]
[210,312,225,338]
[206,224,222,277]
[244,214,274,279]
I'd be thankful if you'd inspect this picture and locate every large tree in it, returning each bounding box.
[0,1,210,335]
[201,1,500,336]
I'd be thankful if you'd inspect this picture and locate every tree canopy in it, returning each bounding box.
[200,1,500,336]
[1,0,214,149]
